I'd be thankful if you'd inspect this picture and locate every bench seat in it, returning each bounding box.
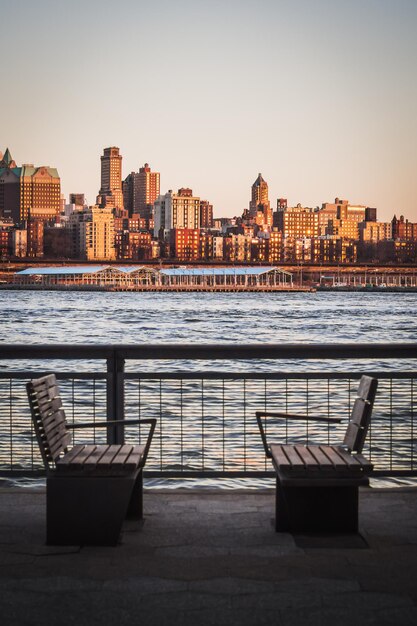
[270,443,372,485]
[56,444,145,475]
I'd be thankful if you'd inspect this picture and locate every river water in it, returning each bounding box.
[1,289,416,345]
[0,290,416,488]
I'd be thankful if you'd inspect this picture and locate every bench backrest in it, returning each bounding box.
[27,374,72,471]
[343,375,378,453]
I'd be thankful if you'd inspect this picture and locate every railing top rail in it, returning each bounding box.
[0,343,416,360]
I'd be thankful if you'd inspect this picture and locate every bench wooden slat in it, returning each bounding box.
[71,445,98,466]
[357,376,376,401]
[125,445,145,469]
[331,446,363,469]
[350,398,367,426]
[319,445,348,470]
[33,382,61,398]
[48,433,72,459]
[31,379,57,395]
[58,444,96,467]
[270,444,304,471]
[282,445,305,470]
[97,445,123,466]
[306,445,334,467]
[111,445,135,467]
[335,448,373,472]
[36,394,62,409]
[40,415,67,437]
[294,446,320,470]
[30,387,54,403]
[344,423,361,450]
[83,445,111,467]
[41,422,69,446]
[353,453,373,472]
[30,373,56,387]
[40,409,66,430]
[270,444,291,468]
[56,444,87,466]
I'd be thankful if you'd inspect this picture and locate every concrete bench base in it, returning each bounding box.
[275,478,360,533]
[46,471,143,546]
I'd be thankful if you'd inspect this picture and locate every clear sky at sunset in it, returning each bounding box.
[1,0,416,221]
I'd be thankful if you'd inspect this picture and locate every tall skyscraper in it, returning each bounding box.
[249,173,272,227]
[97,147,124,209]
[136,163,160,217]
[123,163,160,218]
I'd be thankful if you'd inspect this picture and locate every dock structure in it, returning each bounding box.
[10,265,302,292]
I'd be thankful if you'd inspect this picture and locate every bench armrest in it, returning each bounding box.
[67,419,155,429]
[255,411,342,423]
[256,412,272,458]
[255,411,342,460]
[67,418,157,467]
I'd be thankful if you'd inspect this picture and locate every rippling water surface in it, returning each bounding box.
[1,289,416,344]
[1,290,416,488]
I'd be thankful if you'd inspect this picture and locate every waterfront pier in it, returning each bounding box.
[1,343,417,623]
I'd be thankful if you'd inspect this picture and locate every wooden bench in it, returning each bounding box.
[256,375,378,533]
[27,373,156,546]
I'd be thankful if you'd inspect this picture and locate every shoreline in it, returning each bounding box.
[0,283,314,293]
[2,283,417,293]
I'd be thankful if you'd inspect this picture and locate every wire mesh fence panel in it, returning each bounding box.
[0,345,416,478]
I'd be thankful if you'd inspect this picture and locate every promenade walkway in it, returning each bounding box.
[0,487,416,625]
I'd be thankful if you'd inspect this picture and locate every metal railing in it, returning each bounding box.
[0,343,416,478]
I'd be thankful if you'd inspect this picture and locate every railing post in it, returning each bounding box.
[106,349,125,444]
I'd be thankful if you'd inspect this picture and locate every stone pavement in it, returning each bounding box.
[0,487,417,626]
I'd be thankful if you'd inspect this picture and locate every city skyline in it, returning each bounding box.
[1,0,416,222]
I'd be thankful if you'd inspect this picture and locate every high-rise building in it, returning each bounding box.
[123,163,160,218]
[136,163,160,217]
[97,147,124,210]
[154,188,200,238]
[0,147,61,223]
[70,206,116,260]
[0,149,20,221]
[26,218,44,257]
[199,200,213,228]
[122,174,133,215]
[249,173,272,227]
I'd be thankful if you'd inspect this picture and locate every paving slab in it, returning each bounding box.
[0,486,416,625]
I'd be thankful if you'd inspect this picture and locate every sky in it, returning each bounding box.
[1,0,416,221]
